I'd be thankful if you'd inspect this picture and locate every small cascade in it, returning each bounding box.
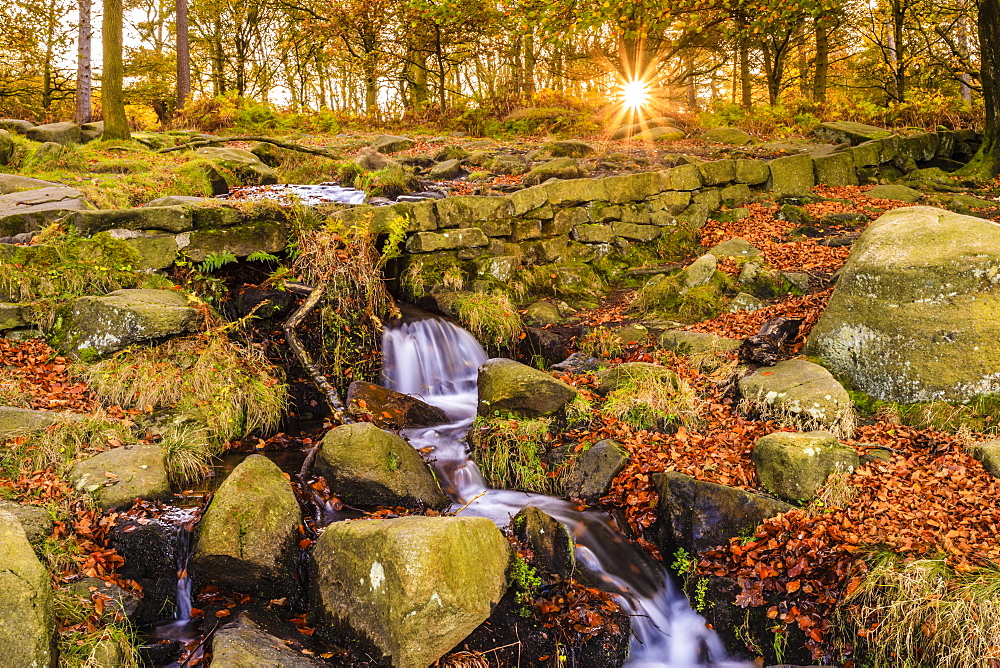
[382,311,746,667]
[165,507,199,622]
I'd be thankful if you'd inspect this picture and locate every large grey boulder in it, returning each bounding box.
[0,511,56,667]
[48,288,200,359]
[311,515,510,668]
[0,119,34,134]
[560,438,629,502]
[25,121,81,145]
[212,612,322,667]
[0,186,88,236]
[806,207,1000,402]
[315,422,448,509]
[0,174,61,195]
[192,455,302,600]
[812,121,893,145]
[70,205,193,235]
[373,135,415,153]
[354,147,400,171]
[0,501,53,545]
[428,158,464,180]
[194,147,277,185]
[477,358,577,417]
[767,154,815,194]
[751,431,860,502]
[702,127,753,145]
[655,471,793,554]
[0,406,85,439]
[80,120,104,143]
[68,444,171,510]
[739,359,854,436]
[969,441,1000,479]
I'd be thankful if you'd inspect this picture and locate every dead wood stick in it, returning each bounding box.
[158,135,340,160]
[282,280,351,426]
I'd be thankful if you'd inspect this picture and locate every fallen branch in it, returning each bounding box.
[282,280,351,426]
[158,135,340,160]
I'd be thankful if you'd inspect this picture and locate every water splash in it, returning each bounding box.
[228,183,367,206]
[382,312,746,667]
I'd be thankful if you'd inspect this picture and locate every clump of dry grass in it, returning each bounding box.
[844,552,1000,667]
[469,415,555,494]
[602,368,701,432]
[452,292,523,351]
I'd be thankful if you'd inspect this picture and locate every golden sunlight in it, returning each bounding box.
[620,79,650,110]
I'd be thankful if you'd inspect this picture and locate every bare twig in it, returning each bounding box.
[158,135,341,160]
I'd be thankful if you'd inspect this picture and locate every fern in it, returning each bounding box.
[198,250,238,273]
[247,250,280,263]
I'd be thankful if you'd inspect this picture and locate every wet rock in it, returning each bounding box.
[702,127,753,145]
[0,501,53,545]
[550,352,601,373]
[523,326,573,366]
[737,316,803,366]
[25,120,82,145]
[0,129,13,165]
[561,439,630,502]
[0,405,85,439]
[222,285,296,321]
[805,207,1000,403]
[311,515,510,668]
[478,358,578,417]
[69,444,171,510]
[0,511,56,667]
[658,330,740,355]
[428,158,465,180]
[512,506,575,578]
[524,301,562,326]
[596,361,678,395]
[655,471,793,554]
[738,359,854,436]
[0,186,89,236]
[346,380,448,430]
[212,611,322,667]
[194,147,278,185]
[107,516,180,625]
[48,288,200,360]
[968,441,1000,479]
[66,577,141,624]
[752,431,860,502]
[315,422,448,509]
[192,455,302,601]
[373,135,415,153]
[522,157,586,186]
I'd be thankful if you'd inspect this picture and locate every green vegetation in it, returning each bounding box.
[81,334,286,447]
[451,292,523,351]
[850,390,1000,436]
[508,554,543,616]
[0,416,134,482]
[156,424,214,485]
[845,552,1000,668]
[470,415,555,494]
[602,368,701,432]
[631,271,735,323]
[577,328,624,359]
[54,588,140,668]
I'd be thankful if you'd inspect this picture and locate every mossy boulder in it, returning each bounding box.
[523,157,586,186]
[655,471,793,554]
[0,129,13,165]
[560,439,630,502]
[212,612,322,667]
[512,506,575,578]
[968,441,1000,479]
[805,207,1000,402]
[48,288,199,359]
[0,511,56,668]
[192,454,302,600]
[751,431,860,502]
[767,154,815,194]
[373,135,416,153]
[524,301,562,326]
[0,406,84,439]
[310,515,510,668]
[658,330,740,355]
[193,147,278,185]
[708,237,760,259]
[738,359,854,436]
[70,205,194,235]
[406,228,488,253]
[812,121,893,145]
[813,152,858,186]
[702,127,753,145]
[68,444,170,510]
[595,362,677,394]
[428,158,465,180]
[315,422,448,509]
[546,140,595,157]
[0,186,89,236]
[734,159,770,185]
[25,121,81,145]
[477,358,577,417]
[0,502,53,546]
[182,220,287,262]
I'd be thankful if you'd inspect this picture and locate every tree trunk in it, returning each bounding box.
[962,0,1000,178]
[813,19,829,104]
[523,31,536,99]
[740,34,752,108]
[102,0,130,139]
[75,0,92,124]
[176,0,190,109]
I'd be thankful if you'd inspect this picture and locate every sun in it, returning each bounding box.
[620,79,650,110]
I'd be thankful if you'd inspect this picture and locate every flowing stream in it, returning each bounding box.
[383,312,745,667]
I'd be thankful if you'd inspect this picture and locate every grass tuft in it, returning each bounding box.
[54,587,140,668]
[0,415,134,481]
[469,415,555,493]
[452,292,524,351]
[844,552,1000,667]
[602,369,701,432]
[157,424,215,485]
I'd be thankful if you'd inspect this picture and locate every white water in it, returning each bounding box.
[382,314,746,667]
[228,183,367,206]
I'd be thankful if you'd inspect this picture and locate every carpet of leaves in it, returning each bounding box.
[0,338,97,413]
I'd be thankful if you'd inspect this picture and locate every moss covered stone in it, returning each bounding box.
[738,359,854,435]
[212,612,321,667]
[660,164,703,191]
[805,207,1000,402]
[310,515,510,668]
[0,405,84,438]
[561,439,629,502]
[702,127,753,145]
[406,228,488,253]
[194,147,278,185]
[512,506,575,577]
[315,422,447,509]
[0,502,53,546]
[813,152,858,186]
[478,358,577,417]
[734,159,770,185]
[48,288,199,359]
[523,158,585,186]
[182,220,287,262]
[698,159,737,186]
[71,205,194,235]
[751,431,860,502]
[658,330,740,355]
[69,444,171,510]
[767,154,815,194]
[192,454,302,600]
[0,511,55,668]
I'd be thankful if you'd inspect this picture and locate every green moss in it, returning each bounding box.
[399,253,467,299]
[469,415,555,494]
[850,389,1000,435]
[631,270,734,322]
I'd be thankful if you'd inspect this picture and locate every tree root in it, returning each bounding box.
[158,135,341,160]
